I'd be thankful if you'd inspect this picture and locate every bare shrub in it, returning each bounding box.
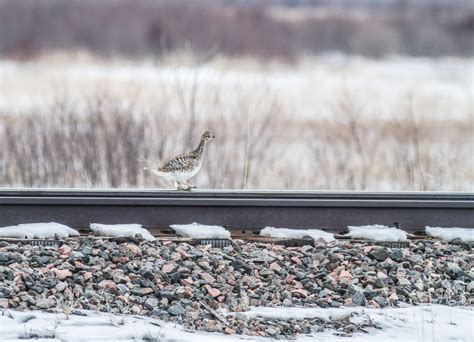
[0,91,471,190]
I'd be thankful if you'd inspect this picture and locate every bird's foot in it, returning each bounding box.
[176,185,193,191]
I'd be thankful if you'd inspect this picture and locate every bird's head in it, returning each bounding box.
[201,130,215,143]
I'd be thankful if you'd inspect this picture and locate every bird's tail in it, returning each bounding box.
[138,157,160,171]
[139,158,168,177]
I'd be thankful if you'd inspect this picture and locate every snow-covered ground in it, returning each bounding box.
[0,55,471,121]
[1,305,472,341]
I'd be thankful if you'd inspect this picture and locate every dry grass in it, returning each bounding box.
[0,93,471,190]
[0,54,472,190]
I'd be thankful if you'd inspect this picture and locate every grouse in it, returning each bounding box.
[147,131,215,191]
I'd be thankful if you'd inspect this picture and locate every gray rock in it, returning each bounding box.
[351,291,366,306]
[36,298,54,309]
[144,297,159,310]
[398,278,411,287]
[370,249,389,262]
[168,304,186,316]
[389,249,404,262]
[55,282,68,292]
[373,296,388,307]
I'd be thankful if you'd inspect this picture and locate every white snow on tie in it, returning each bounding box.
[170,223,231,239]
[260,227,335,242]
[344,224,408,241]
[426,226,474,243]
[90,223,156,241]
[0,222,80,239]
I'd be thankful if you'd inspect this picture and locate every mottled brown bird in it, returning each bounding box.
[146,131,215,190]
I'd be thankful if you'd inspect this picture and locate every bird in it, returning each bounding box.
[145,131,215,191]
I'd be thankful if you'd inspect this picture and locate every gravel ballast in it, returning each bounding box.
[0,238,472,338]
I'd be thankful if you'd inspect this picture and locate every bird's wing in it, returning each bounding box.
[158,153,199,172]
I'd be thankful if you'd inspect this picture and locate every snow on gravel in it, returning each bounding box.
[89,223,156,241]
[0,222,79,239]
[343,224,408,241]
[170,223,231,239]
[426,226,474,243]
[260,227,335,242]
[1,305,472,342]
[244,305,474,342]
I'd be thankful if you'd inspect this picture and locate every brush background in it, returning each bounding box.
[0,0,472,190]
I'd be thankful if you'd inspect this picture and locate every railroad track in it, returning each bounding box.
[0,189,472,236]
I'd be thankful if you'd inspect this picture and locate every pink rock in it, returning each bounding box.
[204,285,221,298]
[0,298,8,308]
[291,289,309,298]
[55,269,72,280]
[181,277,194,286]
[363,246,373,254]
[99,280,117,293]
[389,293,399,302]
[199,273,216,283]
[162,263,176,273]
[370,300,381,308]
[227,275,236,286]
[125,244,142,256]
[117,295,129,304]
[83,272,93,281]
[74,261,85,269]
[175,247,191,259]
[269,262,282,272]
[59,245,72,256]
[338,270,353,282]
[344,297,353,306]
[290,256,301,264]
[224,327,236,335]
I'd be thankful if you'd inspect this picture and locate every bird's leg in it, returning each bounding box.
[185,180,196,189]
[175,181,186,191]
[182,182,192,191]
[175,181,192,191]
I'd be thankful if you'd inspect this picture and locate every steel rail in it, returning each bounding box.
[0,189,472,233]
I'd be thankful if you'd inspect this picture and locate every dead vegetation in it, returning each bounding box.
[0,91,471,190]
[0,0,472,61]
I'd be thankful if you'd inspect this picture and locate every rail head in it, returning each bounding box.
[0,188,473,199]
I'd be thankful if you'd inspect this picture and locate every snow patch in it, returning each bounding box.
[242,305,474,342]
[89,223,156,241]
[170,223,231,239]
[245,306,356,321]
[260,227,335,242]
[343,224,408,241]
[0,222,79,239]
[0,310,237,342]
[0,306,472,342]
[426,226,474,243]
